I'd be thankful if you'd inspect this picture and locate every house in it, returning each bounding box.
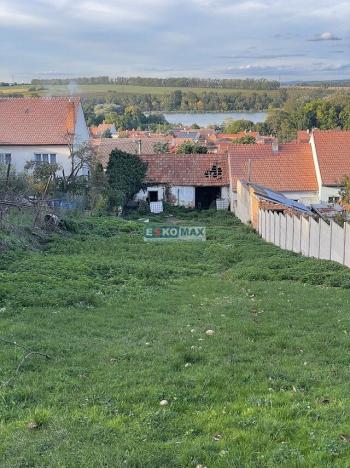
[310,130,350,203]
[94,145,230,209]
[135,153,230,208]
[0,97,90,175]
[90,123,117,139]
[228,142,319,210]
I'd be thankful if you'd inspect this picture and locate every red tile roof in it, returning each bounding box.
[90,123,116,138]
[0,97,81,145]
[313,130,350,185]
[143,153,229,186]
[297,130,310,143]
[229,142,318,192]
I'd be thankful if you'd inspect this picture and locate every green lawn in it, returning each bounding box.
[1,210,350,466]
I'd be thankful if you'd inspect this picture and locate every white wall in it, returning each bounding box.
[170,186,196,207]
[74,103,90,147]
[1,145,72,175]
[282,191,319,205]
[319,186,340,203]
[135,185,165,202]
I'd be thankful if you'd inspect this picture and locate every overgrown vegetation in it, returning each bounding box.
[1,210,350,466]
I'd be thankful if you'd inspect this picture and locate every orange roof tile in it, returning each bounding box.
[0,97,81,145]
[313,130,350,185]
[229,142,318,192]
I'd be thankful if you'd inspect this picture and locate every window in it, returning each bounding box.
[328,196,340,204]
[34,153,57,164]
[0,153,11,164]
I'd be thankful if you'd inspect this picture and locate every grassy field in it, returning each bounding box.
[1,210,350,466]
[0,83,341,99]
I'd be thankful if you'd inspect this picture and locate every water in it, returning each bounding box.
[163,111,267,127]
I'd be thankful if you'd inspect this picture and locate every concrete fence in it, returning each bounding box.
[258,209,350,267]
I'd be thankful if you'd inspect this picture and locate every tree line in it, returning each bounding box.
[83,89,288,115]
[261,94,350,141]
[30,76,280,90]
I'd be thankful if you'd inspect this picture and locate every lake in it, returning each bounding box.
[162,111,267,127]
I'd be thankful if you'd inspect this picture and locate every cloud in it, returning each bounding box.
[308,32,342,41]
[218,53,306,60]
[0,0,350,81]
[0,4,49,26]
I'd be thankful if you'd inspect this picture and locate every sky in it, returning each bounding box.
[0,0,349,82]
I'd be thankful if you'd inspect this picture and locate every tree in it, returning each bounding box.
[175,142,208,154]
[24,161,60,197]
[224,119,254,134]
[339,176,350,204]
[153,142,170,154]
[231,135,256,144]
[106,150,148,212]
[60,139,98,193]
[102,128,112,138]
[89,162,108,211]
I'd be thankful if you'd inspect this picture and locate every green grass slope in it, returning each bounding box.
[1,210,350,467]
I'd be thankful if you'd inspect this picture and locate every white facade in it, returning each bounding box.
[0,145,72,175]
[135,185,230,209]
[310,132,341,203]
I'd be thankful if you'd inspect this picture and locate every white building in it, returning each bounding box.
[0,97,89,176]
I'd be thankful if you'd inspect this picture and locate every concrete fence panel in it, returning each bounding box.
[293,216,302,253]
[261,210,266,240]
[257,211,350,269]
[280,214,287,250]
[330,221,345,264]
[301,216,310,256]
[319,220,331,260]
[258,210,262,236]
[309,218,320,258]
[268,211,275,243]
[274,212,280,247]
[286,215,294,251]
[344,224,350,267]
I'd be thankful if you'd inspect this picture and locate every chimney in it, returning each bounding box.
[272,141,279,153]
[138,139,142,155]
[66,100,76,134]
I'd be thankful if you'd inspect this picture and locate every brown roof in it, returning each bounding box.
[0,97,81,145]
[93,138,172,162]
[142,153,229,186]
[229,142,318,192]
[95,143,229,186]
[313,130,350,185]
